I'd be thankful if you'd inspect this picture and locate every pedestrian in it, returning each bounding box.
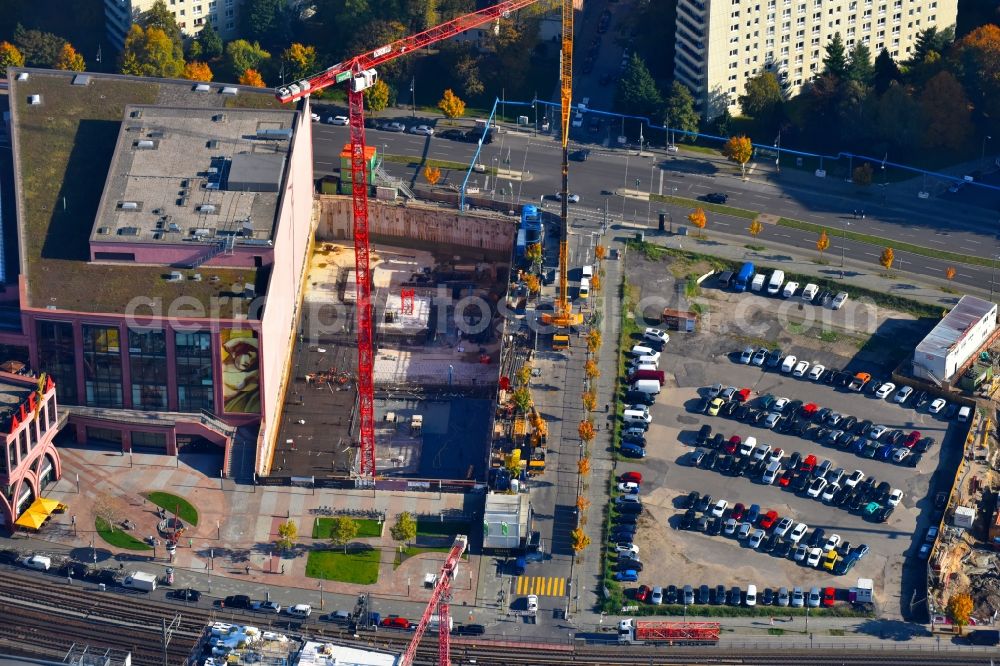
[245,565,250,575]
[605,404,610,413]
[280,565,285,574]
[770,616,774,626]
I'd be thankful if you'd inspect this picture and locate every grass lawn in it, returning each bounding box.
[95,517,152,551]
[305,548,380,584]
[416,519,471,537]
[392,546,469,570]
[144,492,199,526]
[312,517,383,539]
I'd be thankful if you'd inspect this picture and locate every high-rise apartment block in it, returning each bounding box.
[673,0,958,117]
[104,0,243,48]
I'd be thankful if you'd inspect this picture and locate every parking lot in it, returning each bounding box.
[613,253,960,618]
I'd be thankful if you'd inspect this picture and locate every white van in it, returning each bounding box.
[22,555,51,571]
[287,604,312,618]
[766,270,785,295]
[782,281,799,298]
[429,615,454,632]
[623,409,653,425]
[633,363,657,373]
[630,355,660,368]
[751,274,766,292]
[631,379,661,395]
[630,345,658,359]
[958,405,972,422]
[582,264,594,279]
[800,283,819,302]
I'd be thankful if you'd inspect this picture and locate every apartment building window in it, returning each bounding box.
[795,54,804,63]
[849,1,857,9]
[863,9,871,17]
[863,22,871,30]
[893,12,900,23]
[891,25,899,34]
[795,40,803,50]
[781,46,789,55]
[797,3,805,11]
[876,41,884,49]
[194,4,202,14]
[929,14,934,22]
[812,11,820,20]
[847,28,855,37]
[194,17,203,25]
[796,29,804,37]
[847,38,856,46]
[731,35,740,42]
[766,38,775,46]
[767,0,775,7]
[877,17,885,25]
[797,16,805,25]
[730,48,739,56]
[781,34,790,42]
[812,49,819,58]
[211,13,218,22]
[729,74,738,81]
[783,21,790,30]
[892,37,899,45]
[892,49,899,57]
[782,9,790,17]
[877,29,885,37]
[811,36,819,45]
[767,26,775,34]
[848,17,856,25]
[209,1,215,8]
[812,25,820,33]
[225,8,233,16]
[730,62,739,69]
[226,20,234,29]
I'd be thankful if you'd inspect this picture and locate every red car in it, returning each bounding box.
[778,470,794,487]
[620,471,643,484]
[724,435,741,455]
[635,585,651,602]
[799,454,817,474]
[735,388,752,403]
[381,616,412,629]
[903,431,921,448]
[731,503,746,521]
[800,403,818,419]
[759,510,779,530]
[822,587,836,607]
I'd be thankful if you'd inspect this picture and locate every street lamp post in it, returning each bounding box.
[982,135,992,169]
[410,77,415,118]
[840,220,851,269]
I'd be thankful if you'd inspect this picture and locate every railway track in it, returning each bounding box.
[0,570,993,665]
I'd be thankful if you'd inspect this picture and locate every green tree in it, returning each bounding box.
[853,162,874,186]
[197,23,224,60]
[847,42,874,86]
[275,519,297,551]
[243,0,287,47]
[121,25,185,78]
[13,25,66,67]
[390,512,417,548]
[0,42,25,77]
[920,71,972,150]
[329,516,358,554]
[512,387,532,413]
[615,53,663,119]
[822,32,848,78]
[909,26,953,67]
[281,43,317,81]
[54,43,85,71]
[873,48,901,94]
[875,82,922,151]
[141,0,183,49]
[349,19,408,80]
[665,82,699,141]
[364,78,391,114]
[455,52,485,97]
[738,71,783,122]
[225,39,271,77]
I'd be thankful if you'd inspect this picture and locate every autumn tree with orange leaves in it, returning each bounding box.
[238,68,265,87]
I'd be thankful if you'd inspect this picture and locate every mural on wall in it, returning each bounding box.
[220,329,260,414]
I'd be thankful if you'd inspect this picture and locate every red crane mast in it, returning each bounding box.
[400,535,468,666]
[276,1,539,478]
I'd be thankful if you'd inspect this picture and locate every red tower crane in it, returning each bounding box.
[276,1,540,478]
[399,535,467,666]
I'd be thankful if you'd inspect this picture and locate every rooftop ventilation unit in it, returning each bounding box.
[213,113,226,122]
[206,140,219,149]
[134,139,155,149]
[16,73,28,82]
[191,273,203,281]
[119,201,140,211]
[117,227,140,236]
[168,222,181,233]
[192,228,211,238]
[221,86,239,95]
[256,128,293,140]
[96,227,111,235]
[193,83,211,93]
[27,95,41,105]
[72,75,91,86]
[197,204,217,214]
[130,110,142,119]
[167,271,184,282]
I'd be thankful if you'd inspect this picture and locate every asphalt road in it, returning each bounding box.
[311,117,1000,295]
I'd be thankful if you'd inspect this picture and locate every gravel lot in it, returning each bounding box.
[616,254,959,619]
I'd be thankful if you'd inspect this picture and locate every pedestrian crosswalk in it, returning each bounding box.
[514,575,567,597]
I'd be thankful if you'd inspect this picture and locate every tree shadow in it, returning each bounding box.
[855,618,932,640]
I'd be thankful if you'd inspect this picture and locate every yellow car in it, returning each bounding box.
[822,549,839,571]
[708,398,725,416]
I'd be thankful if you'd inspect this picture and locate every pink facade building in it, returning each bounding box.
[5,69,314,481]
[0,372,61,529]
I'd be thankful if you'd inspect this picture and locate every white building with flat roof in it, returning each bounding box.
[674,0,958,117]
[913,295,997,384]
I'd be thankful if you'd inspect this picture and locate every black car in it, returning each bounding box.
[735,403,752,421]
[697,424,712,444]
[814,290,830,305]
[751,410,768,426]
[679,509,696,530]
[787,451,802,470]
[694,396,710,414]
[728,586,742,606]
[808,527,826,548]
[696,494,714,512]
[787,399,803,415]
[617,558,643,571]
[856,419,873,436]
[713,584,727,605]
[686,491,701,508]
[791,474,810,492]
[454,624,486,636]
[722,401,740,418]
[814,427,831,442]
[696,517,710,532]
[702,450,719,470]
[789,419,807,437]
[761,533,779,553]
[762,588,775,606]
[914,390,930,408]
[569,149,591,162]
[610,529,636,542]
[773,540,792,559]
[439,129,468,141]
[821,368,837,384]
[171,588,202,602]
[665,585,679,604]
[816,407,832,423]
[699,584,711,604]
[622,433,646,446]
[615,513,640,525]
[60,562,89,578]
[765,348,783,368]
[709,432,725,450]
[703,192,728,204]
[626,390,656,406]
[223,595,251,609]
[707,517,723,536]
[841,416,857,432]
[874,481,891,504]
[833,371,852,387]
[717,455,734,475]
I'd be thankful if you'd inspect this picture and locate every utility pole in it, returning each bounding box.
[161,615,181,666]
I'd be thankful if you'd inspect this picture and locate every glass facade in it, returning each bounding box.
[132,431,167,448]
[36,321,78,404]
[129,330,168,410]
[175,331,214,412]
[82,325,123,408]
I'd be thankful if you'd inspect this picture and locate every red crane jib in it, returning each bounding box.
[275,0,540,102]
[401,536,468,666]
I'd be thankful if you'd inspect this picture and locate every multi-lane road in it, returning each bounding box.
[312,115,1000,295]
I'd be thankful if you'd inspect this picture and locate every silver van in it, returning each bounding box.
[623,409,652,425]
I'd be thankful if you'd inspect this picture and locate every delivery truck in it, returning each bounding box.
[123,571,158,592]
[617,619,720,645]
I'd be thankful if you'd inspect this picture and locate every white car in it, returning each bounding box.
[618,482,640,493]
[823,534,842,552]
[644,328,670,345]
[326,115,349,125]
[806,477,828,498]
[874,382,896,399]
[808,364,825,380]
[310,112,321,122]
[749,529,766,549]
[251,601,282,613]
[793,360,810,377]
[806,548,823,567]
[287,603,312,618]
[472,163,487,173]
[831,291,849,309]
[869,424,889,440]
[929,398,947,414]
[773,397,789,412]
[711,499,729,518]
[768,448,784,463]
[21,555,50,571]
[887,489,903,507]
[773,517,793,538]
[666,144,679,154]
[844,470,865,488]
[409,124,434,136]
[738,436,756,457]
[821,483,840,502]
[800,283,819,302]
[382,121,407,132]
[556,192,581,203]
[527,595,538,612]
[707,383,723,398]
[615,543,639,556]
[764,412,781,429]
[788,522,808,544]
[571,113,584,128]
[782,281,800,298]
[894,386,913,403]
[793,544,809,562]
[752,443,771,461]
[780,355,797,373]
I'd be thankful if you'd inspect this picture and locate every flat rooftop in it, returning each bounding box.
[915,294,997,358]
[93,104,293,246]
[8,69,290,316]
[0,376,33,431]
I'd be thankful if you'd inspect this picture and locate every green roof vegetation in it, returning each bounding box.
[12,72,266,317]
